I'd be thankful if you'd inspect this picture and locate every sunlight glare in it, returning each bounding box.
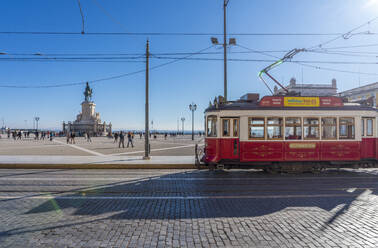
[364,0,378,8]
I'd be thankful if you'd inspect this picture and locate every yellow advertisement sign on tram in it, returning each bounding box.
[284,97,320,107]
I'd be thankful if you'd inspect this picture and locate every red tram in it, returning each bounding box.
[200,94,378,171]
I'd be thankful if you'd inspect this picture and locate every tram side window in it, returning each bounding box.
[285,117,302,140]
[322,117,337,139]
[222,119,230,136]
[233,119,239,137]
[249,117,265,139]
[362,119,365,137]
[339,117,355,139]
[304,118,320,140]
[207,116,217,137]
[267,117,283,140]
[367,118,373,136]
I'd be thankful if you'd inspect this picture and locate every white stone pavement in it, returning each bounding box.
[0,155,194,165]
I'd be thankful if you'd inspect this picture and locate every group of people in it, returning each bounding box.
[66,132,76,144]
[5,130,55,141]
[65,132,92,144]
[113,131,134,148]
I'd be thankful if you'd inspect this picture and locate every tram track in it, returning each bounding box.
[0,186,376,194]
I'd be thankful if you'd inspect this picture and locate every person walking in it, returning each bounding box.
[119,131,125,148]
[71,132,76,144]
[127,131,134,148]
[114,132,119,143]
[87,132,92,142]
[66,132,70,144]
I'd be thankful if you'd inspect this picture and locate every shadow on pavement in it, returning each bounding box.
[0,169,377,241]
[25,169,378,220]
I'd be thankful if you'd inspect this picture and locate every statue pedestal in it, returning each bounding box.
[81,101,96,121]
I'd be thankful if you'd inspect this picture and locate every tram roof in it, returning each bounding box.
[205,95,377,113]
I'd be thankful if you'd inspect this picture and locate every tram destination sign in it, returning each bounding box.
[284,97,319,107]
[259,96,343,107]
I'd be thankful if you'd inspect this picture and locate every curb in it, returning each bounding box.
[0,164,206,169]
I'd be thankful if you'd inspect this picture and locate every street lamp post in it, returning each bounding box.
[144,39,150,160]
[177,118,179,134]
[35,117,40,131]
[181,117,185,135]
[189,103,197,141]
[210,0,235,102]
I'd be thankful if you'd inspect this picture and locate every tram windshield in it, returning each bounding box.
[207,116,217,137]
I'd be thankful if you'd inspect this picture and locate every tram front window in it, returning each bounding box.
[222,119,230,136]
[285,117,302,140]
[207,116,217,137]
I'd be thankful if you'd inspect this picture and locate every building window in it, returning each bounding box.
[322,117,337,139]
[233,119,239,137]
[267,117,283,140]
[339,117,355,139]
[367,118,373,136]
[285,117,302,140]
[222,119,230,137]
[249,117,265,139]
[207,116,217,137]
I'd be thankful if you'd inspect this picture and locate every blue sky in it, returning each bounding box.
[1,0,378,130]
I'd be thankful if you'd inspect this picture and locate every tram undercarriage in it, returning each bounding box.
[202,161,378,173]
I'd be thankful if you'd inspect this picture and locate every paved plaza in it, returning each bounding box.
[0,135,202,166]
[0,134,201,156]
[0,168,378,247]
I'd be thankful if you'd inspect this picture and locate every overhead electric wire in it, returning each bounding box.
[2,52,377,65]
[152,56,378,65]
[296,62,378,76]
[307,16,378,50]
[0,50,289,57]
[309,50,378,58]
[236,43,378,77]
[0,59,146,63]
[0,31,377,37]
[91,0,128,31]
[0,45,214,88]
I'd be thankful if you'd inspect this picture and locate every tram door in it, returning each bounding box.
[220,118,240,160]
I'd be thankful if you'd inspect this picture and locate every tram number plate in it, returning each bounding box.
[289,143,316,149]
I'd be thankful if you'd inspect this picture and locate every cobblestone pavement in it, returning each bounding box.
[0,168,378,247]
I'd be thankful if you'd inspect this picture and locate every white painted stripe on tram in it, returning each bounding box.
[0,176,376,181]
[0,193,361,200]
[53,140,105,156]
